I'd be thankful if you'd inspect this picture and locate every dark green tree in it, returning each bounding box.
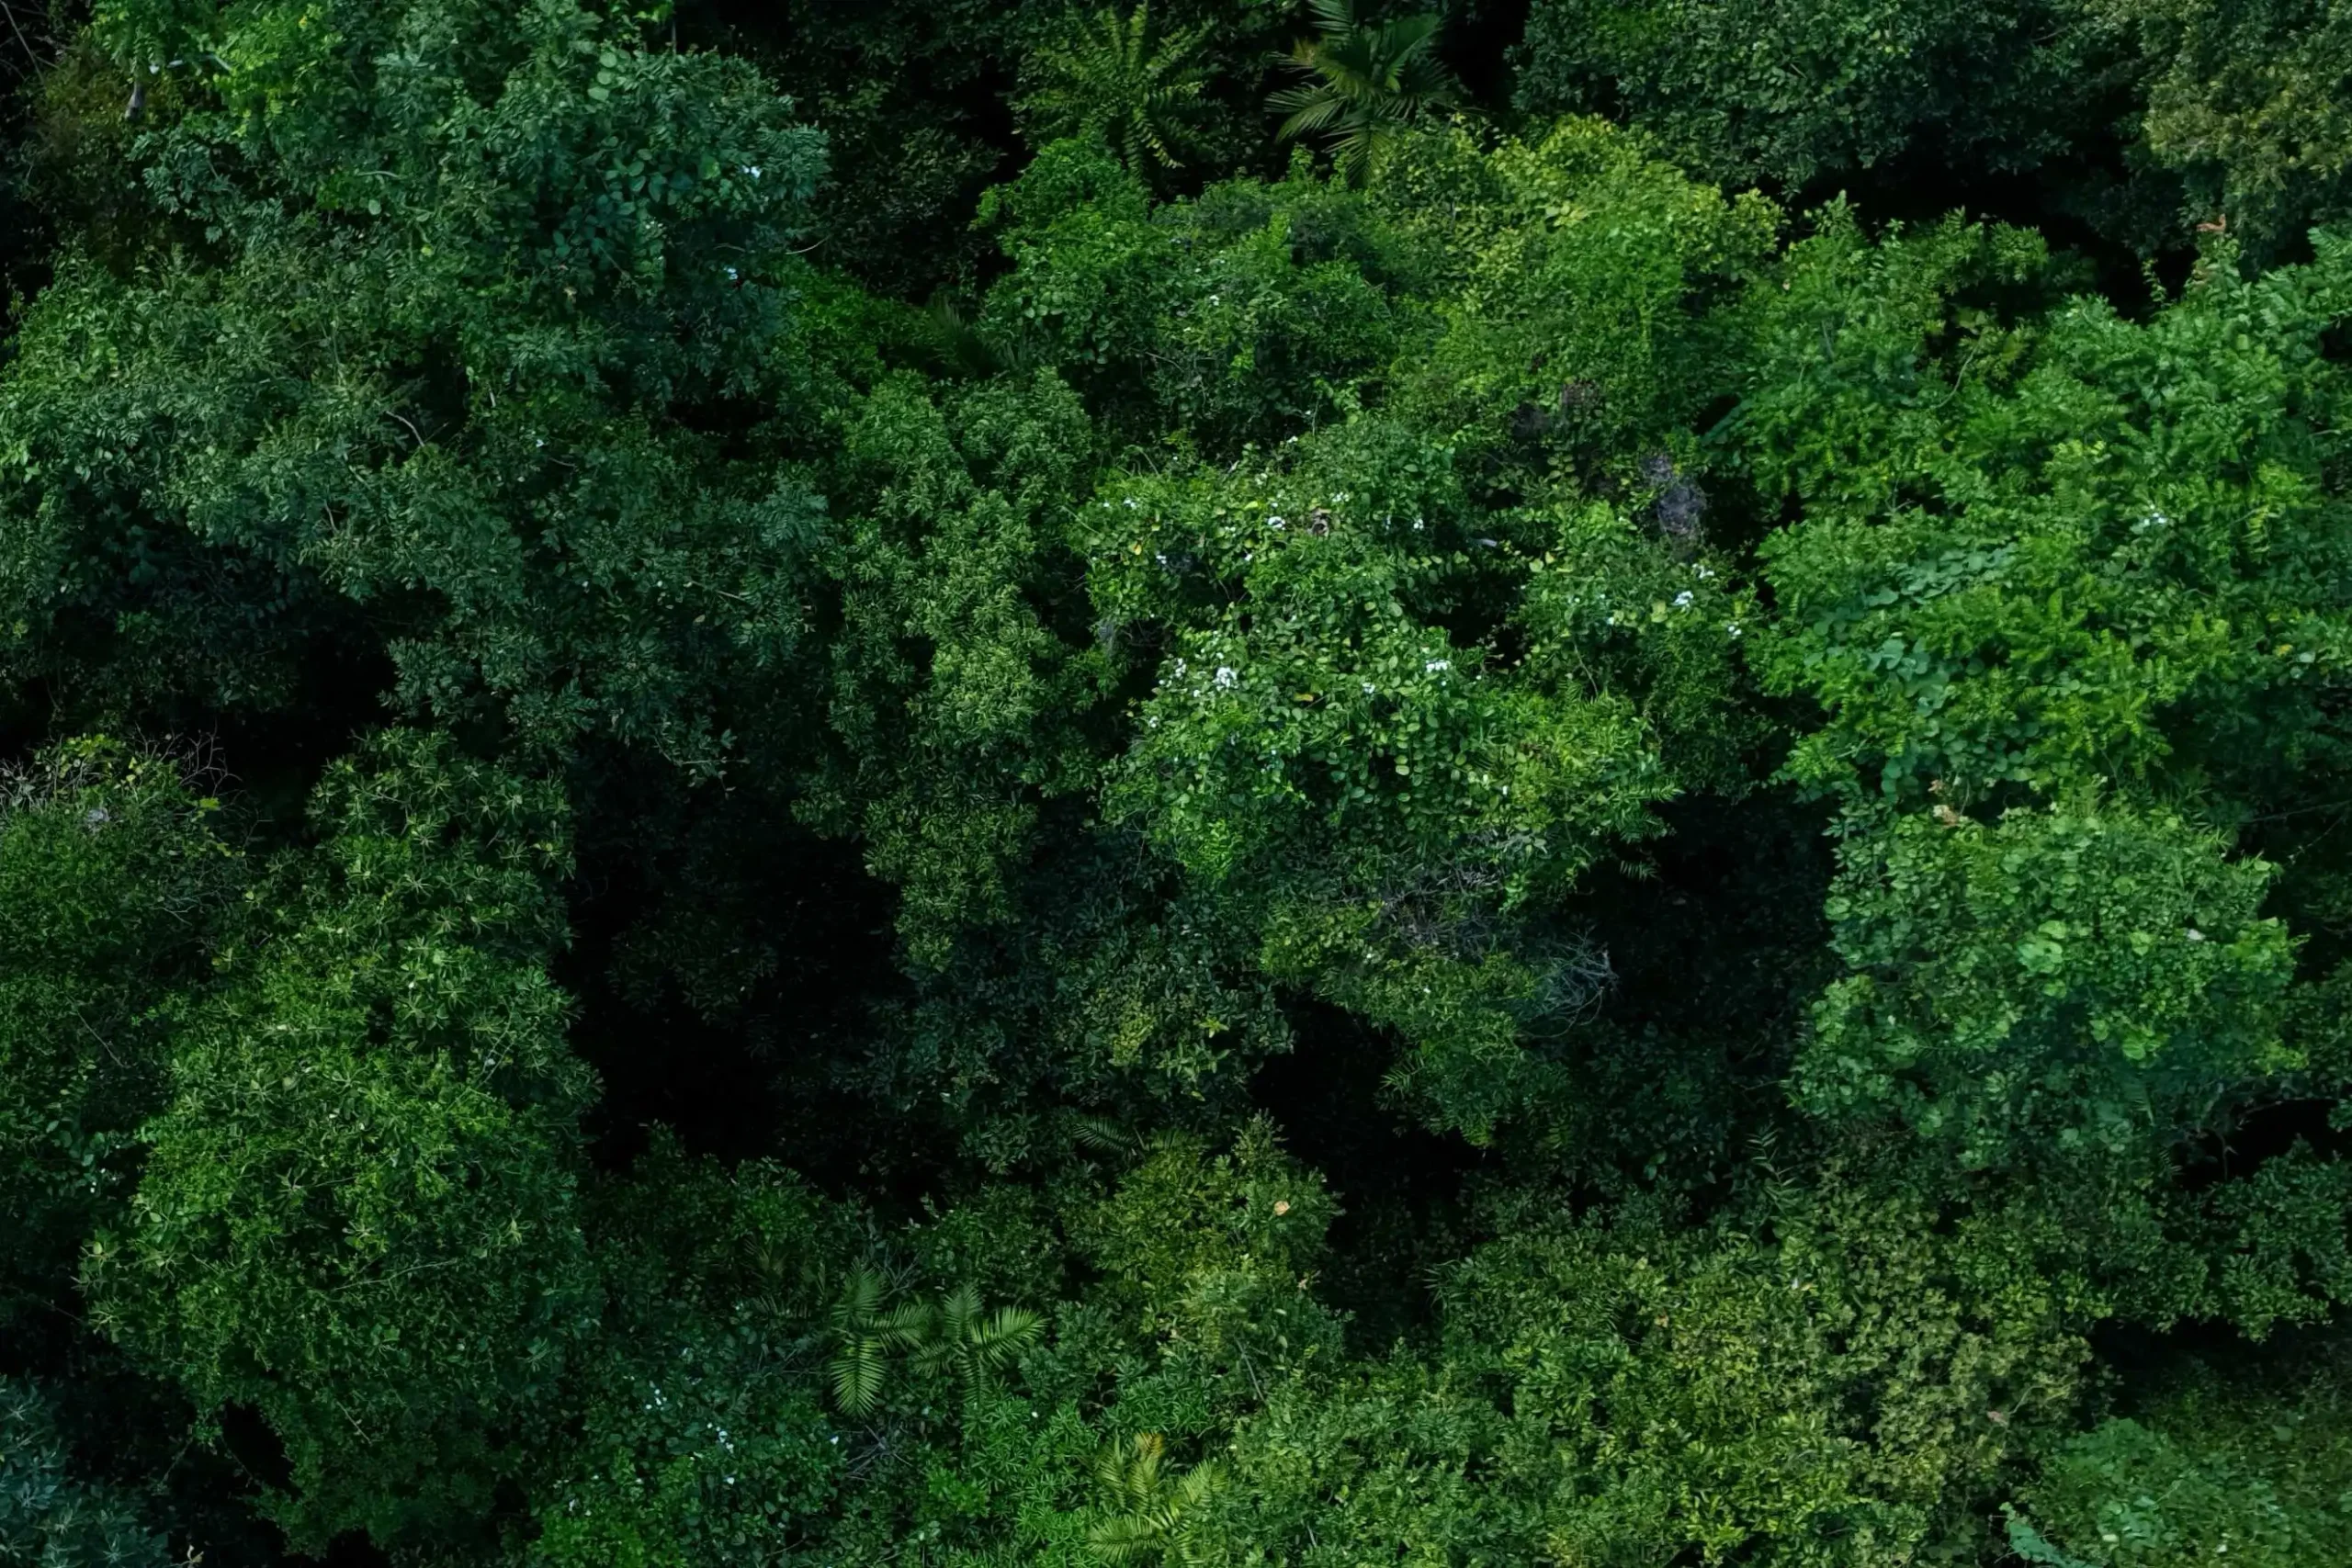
[1,0,826,761]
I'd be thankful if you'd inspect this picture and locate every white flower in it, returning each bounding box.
[1425,658,1451,673]
[1673,591,1694,609]
[1215,666,1238,688]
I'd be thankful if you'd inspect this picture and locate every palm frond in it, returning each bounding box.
[877,1299,935,1345]
[1085,1515,1165,1564]
[938,1282,983,1342]
[829,1266,885,1332]
[972,1305,1045,1370]
[1083,1434,1220,1566]
[1071,1114,1141,1156]
[1305,0,1356,34]
[828,1340,887,1416]
[1273,96,1350,139]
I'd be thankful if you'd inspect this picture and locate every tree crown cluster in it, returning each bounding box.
[7,1,2352,1565]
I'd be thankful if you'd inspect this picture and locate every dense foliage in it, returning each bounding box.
[6,2,2352,1565]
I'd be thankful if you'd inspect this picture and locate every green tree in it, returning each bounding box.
[2094,0,2352,254]
[86,730,598,1550]
[1801,802,2298,1176]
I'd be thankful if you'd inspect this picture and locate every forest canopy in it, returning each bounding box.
[6,1,2352,1564]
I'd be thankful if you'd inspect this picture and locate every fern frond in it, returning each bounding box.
[1110,1432,1165,1503]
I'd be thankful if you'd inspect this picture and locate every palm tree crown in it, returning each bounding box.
[1021,2,1214,171]
[1269,0,1459,183]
